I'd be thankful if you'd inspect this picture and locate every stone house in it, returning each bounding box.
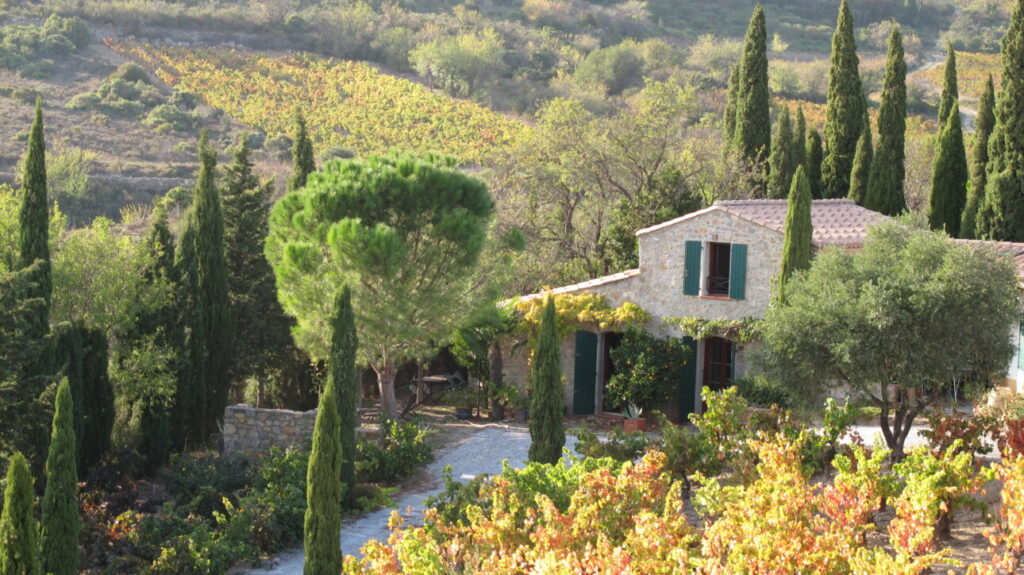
[505,199,886,421]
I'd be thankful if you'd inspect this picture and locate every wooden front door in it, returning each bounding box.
[703,337,733,393]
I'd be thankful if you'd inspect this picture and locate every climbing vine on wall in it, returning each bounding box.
[668,316,763,342]
[511,292,649,341]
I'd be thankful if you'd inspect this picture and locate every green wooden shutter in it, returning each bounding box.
[679,336,698,419]
[729,243,747,300]
[572,331,598,415]
[684,241,702,296]
[1018,320,1024,370]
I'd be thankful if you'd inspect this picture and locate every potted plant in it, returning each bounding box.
[606,327,691,432]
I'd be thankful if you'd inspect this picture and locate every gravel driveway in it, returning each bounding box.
[244,424,579,574]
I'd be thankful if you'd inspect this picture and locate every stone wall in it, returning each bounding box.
[222,405,317,454]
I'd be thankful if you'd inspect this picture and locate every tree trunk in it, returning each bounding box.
[375,360,399,420]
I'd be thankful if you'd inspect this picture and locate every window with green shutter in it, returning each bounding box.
[684,241,702,296]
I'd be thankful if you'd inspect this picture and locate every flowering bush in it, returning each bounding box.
[605,327,691,412]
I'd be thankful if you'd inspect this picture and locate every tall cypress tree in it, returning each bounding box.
[303,367,342,575]
[806,129,825,199]
[977,0,1024,241]
[779,166,813,298]
[18,98,50,340]
[929,102,969,236]
[289,109,316,193]
[938,43,959,126]
[822,0,865,199]
[848,112,873,206]
[528,297,564,464]
[40,379,78,575]
[0,452,38,575]
[733,4,771,174]
[724,63,740,146]
[792,106,807,175]
[964,75,996,238]
[223,136,302,406]
[54,323,113,474]
[767,107,795,199]
[330,286,358,509]
[865,26,907,216]
[176,132,232,445]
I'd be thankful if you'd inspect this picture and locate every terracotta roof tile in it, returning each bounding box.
[517,269,640,302]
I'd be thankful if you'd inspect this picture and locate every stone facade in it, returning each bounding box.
[222,405,318,454]
[502,208,786,418]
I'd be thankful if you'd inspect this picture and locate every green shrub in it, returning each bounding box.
[573,426,651,462]
[734,374,794,408]
[240,447,307,553]
[574,41,645,95]
[144,103,201,132]
[159,452,253,508]
[356,418,433,484]
[116,62,152,84]
[605,327,691,412]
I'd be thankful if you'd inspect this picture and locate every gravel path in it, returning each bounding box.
[245,424,578,574]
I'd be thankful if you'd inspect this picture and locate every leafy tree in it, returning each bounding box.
[764,215,1019,459]
[40,378,78,575]
[822,0,865,199]
[0,452,38,575]
[18,98,50,341]
[767,106,795,199]
[288,109,315,193]
[222,136,310,407]
[976,0,1024,241]
[266,154,494,418]
[303,364,342,574]
[574,41,645,96]
[528,297,564,464]
[865,26,907,216]
[605,327,690,412]
[53,323,112,474]
[175,132,232,445]
[733,4,771,173]
[805,128,825,199]
[848,123,873,206]
[410,29,505,98]
[779,166,813,294]
[963,75,996,238]
[329,286,358,509]
[929,103,969,237]
[938,43,959,126]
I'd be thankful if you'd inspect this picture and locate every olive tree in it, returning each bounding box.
[266,153,495,418]
[763,214,1019,459]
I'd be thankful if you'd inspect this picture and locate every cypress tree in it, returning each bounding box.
[733,4,771,173]
[176,132,232,445]
[938,43,959,127]
[329,286,358,509]
[528,297,565,464]
[865,26,907,216]
[54,324,112,474]
[821,0,865,199]
[40,379,78,575]
[792,106,807,175]
[173,209,203,449]
[303,366,342,575]
[779,166,813,297]
[0,452,38,575]
[963,75,996,238]
[977,0,1024,241]
[18,98,50,340]
[767,107,795,199]
[806,129,825,199]
[848,116,873,206]
[724,63,740,146]
[929,102,969,236]
[289,109,316,193]
[222,136,311,409]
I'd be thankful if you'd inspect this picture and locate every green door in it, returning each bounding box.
[573,330,598,415]
[679,336,698,419]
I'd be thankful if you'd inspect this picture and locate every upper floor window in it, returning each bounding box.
[683,240,747,300]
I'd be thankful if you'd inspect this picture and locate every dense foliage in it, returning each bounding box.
[605,327,691,413]
[528,297,565,464]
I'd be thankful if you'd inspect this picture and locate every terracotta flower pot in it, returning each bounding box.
[623,418,647,433]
